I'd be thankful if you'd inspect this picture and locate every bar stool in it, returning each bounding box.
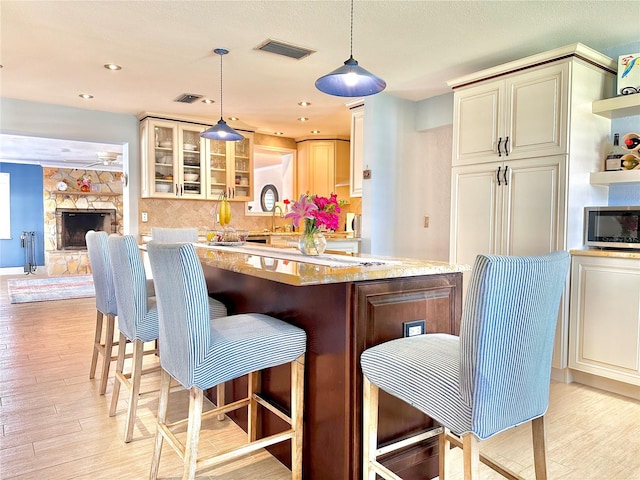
[147,242,306,480]
[360,252,570,480]
[85,230,120,395]
[107,235,228,443]
[150,227,199,242]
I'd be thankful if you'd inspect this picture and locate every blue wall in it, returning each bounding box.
[0,163,45,268]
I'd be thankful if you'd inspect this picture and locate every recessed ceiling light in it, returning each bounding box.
[310,130,321,134]
[202,98,215,104]
[79,93,94,99]
[104,63,122,71]
[298,101,311,107]
[298,117,309,122]
[274,132,284,136]
[228,116,239,121]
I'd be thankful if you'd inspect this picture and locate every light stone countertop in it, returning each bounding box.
[570,248,640,260]
[195,244,470,287]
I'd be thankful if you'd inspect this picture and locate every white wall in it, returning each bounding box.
[0,98,140,235]
[362,93,454,261]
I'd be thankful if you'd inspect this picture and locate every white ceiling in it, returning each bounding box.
[1,1,639,170]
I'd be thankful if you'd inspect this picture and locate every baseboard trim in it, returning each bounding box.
[569,370,640,400]
[0,266,46,276]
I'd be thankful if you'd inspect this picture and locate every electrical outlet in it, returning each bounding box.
[141,212,148,222]
[403,320,426,337]
[423,216,430,228]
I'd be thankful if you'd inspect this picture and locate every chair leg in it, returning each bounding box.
[462,433,479,480]
[124,339,144,443]
[290,354,305,480]
[98,314,116,395]
[89,310,104,380]
[439,427,451,480]
[182,387,204,480]
[247,370,260,443]
[532,416,548,480]
[109,332,127,417]
[150,369,171,480]
[362,375,379,480]
[216,381,225,421]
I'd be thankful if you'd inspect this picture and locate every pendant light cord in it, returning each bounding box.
[349,0,354,58]
[219,52,224,119]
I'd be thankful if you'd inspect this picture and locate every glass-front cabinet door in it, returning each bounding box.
[204,133,253,201]
[206,139,229,201]
[232,136,253,201]
[141,118,178,198]
[178,124,206,200]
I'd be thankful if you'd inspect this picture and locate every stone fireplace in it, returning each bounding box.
[43,168,123,275]
[56,208,117,250]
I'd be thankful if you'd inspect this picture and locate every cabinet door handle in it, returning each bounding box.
[504,136,510,157]
[497,166,502,186]
[175,184,179,196]
[497,137,503,157]
[503,165,509,186]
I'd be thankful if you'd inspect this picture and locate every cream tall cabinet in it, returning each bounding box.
[296,139,350,198]
[448,44,616,371]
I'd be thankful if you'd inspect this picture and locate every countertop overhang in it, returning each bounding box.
[195,243,469,286]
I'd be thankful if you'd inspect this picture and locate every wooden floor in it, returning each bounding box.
[1,273,639,479]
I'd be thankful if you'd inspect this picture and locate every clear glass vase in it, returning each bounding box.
[298,230,327,256]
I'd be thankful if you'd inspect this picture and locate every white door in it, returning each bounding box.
[450,161,502,269]
[452,79,504,166]
[505,63,568,160]
[500,156,564,256]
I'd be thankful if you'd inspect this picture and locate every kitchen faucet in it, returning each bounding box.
[271,205,284,232]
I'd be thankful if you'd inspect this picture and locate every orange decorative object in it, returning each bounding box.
[80,185,90,192]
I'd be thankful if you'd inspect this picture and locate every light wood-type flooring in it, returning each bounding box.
[1,273,639,479]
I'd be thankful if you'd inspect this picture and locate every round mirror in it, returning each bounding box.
[260,184,279,212]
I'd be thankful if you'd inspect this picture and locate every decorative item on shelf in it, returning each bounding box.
[315,0,386,97]
[56,181,68,191]
[622,132,640,152]
[617,53,639,96]
[77,174,91,192]
[201,48,244,141]
[285,193,342,256]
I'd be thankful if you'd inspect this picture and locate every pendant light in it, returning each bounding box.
[315,0,386,97]
[201,48,244,141]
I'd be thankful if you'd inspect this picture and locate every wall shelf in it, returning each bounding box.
[592,95,640,119]
[590,170,640,186]
[52,190,121,196]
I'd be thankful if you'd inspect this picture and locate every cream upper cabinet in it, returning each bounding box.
[349,105,364,197]
[204,134,253,202]
[140,118,206,199]
[569,254,640,387]
[452,62,568,166]
[296,139,349,198]
[140,116,253,201]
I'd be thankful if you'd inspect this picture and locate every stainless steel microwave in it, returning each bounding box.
[584,206,640,250]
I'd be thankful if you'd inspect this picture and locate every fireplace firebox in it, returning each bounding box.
[56,208,117,250]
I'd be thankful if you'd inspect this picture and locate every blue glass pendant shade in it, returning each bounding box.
[315,56,386,97]
[201,118,244,141]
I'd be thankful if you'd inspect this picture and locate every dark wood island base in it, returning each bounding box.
[197,246,464,480]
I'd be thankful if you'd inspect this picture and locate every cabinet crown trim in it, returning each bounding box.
[447,43,616,89]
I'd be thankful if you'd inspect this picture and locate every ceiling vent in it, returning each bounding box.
[256,39,315,60]
[174,93,203,104]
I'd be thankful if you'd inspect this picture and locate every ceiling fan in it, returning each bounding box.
[84,151,122,168]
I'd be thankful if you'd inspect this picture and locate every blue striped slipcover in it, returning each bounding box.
[146,242,306,390]
[360,252,570,440]
[86,230,118,317]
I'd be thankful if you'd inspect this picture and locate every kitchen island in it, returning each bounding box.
[195,244,468,480]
